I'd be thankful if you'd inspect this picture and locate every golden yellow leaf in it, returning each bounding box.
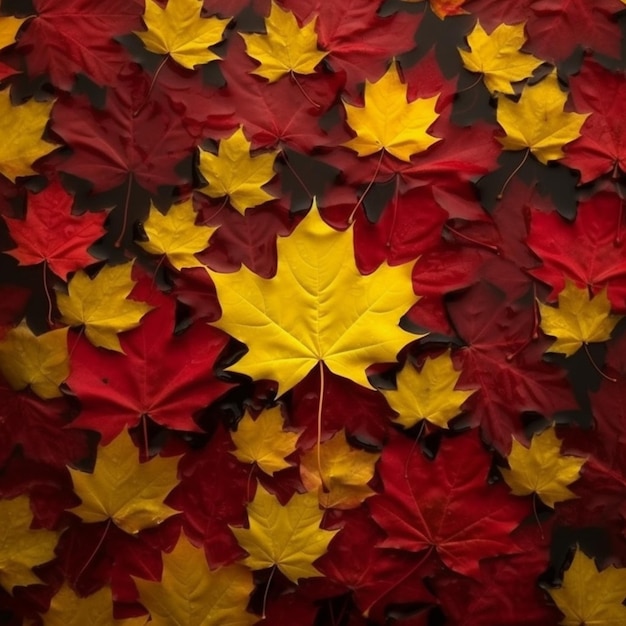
[0,91,56,182]
[42,583,147,626]
[231,483,338,582]
[0,15,25,50]
[241,1,326,82]
[135,0,230,69]
[134,532,256,626]
[343,62,440,162]
[208,206,421,396]
[538,282,622,357]
[497,71,588,164]
[198,126,277,214]
[381,351,474,429]
[549,548,626,626]
[300,430,380,509]
[459,21,543,95]
[231,406,298,475]
[0,322,68,399]
[138,199,214,271]
[68,429,180,535]
[0,495,58,592]
[57,262,152,353]
[501,426,585,508]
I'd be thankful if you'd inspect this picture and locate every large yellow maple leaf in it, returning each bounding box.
[231,483,338,582]
[549,548,626,625]
[68,429,180,534]
[134,532,256,626]
[343,62,440,162]
[497,71,588,164]
[0,495,58,592]
[208,207,421,396]
[0,15,25,50]
[135,0,230,69]
[241,1,327,82]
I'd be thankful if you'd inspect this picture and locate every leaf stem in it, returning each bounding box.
[385,175,400,248]
[75,518,112,583]
[583,343,616,383]
[317,361,327,492]
[349,149,385,224]
[444,223,500,254]
[42,262,53,328]
[114,174,133,248]
[615,179,624,247]
[403,420,425,480]
[290,70,321,109]
[134,56,169,118]
[261,565,276,619]
[497,148,529,200]
[532,492,544,540]
[456,74,483,94]
[282,150,313,199]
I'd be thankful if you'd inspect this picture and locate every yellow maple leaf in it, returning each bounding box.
[231,406,298,475]
[549,548,626,626]
[401,0,467,19]
[68,429,180,534]
[459,21,543,95]
[0,495,58,592]
[138,199,214,271]
[0,15,25,50]
[57,262,152,353]
[300,430,380,509]
[135,0,230,69]
[198,126,277,214]
[343,61,440,162]
[381,350,474,429]
[501,426,585,508]
[0,91,56,182]
[134,532,256,626]
[0,322,68,399]
[497,71,588,164]
[42,583,147,626]
[231,483,338,582]
[241,1,327,82]
[208,206,421,396]
[538,282,622,357]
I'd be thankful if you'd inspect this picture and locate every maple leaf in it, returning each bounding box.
[230,406,298,475]
[2,181,107,280]
[459,21,542,95]
[198,126,278,214]
[0,91,55,182]
[134,532,255,626]
[135,0,230,69]
[208,207,420,395]
[0,495,58,592]
[42,583,147,626]
[343,62,440,161]
[497,71,588,164]
[538,281,622,357]
[0,323,68,400]
[231,483,338,582]
[369,430,530,577]
[241,1,326,82]
[68,428,180,534]
[381,350,475,429]
[402,0,467,19]
[138,199,214,271]
[501,426,585,507]
[57,263,152,353]
[549,548,626,626]
[300,429,380,509]
[0,14,24,78]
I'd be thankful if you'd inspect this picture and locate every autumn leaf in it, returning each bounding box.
[231,483,338,582]
[135,0,230,69]
[0,90,56,182]
[300,429,380,509]
[538,281,622,357]
[0,495,58,592]
[501,426,585,507]
[401,0,467,19]
[549,548,626,626]
[497,71,588,164]
[381,350,474,429]
[68,428,180,534]
[241,1,327,82]
[0,15,25,50]
[138,199,215,271]
[134,532,256,626]
[459,21,543,95]
[230,406,298,475]
[57,263,153,353]
[343,61,440,161]
[208,206,420,395]
[0,323,68,400]
[198,126,278,214]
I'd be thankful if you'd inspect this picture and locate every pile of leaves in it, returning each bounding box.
[2,0,626,623]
